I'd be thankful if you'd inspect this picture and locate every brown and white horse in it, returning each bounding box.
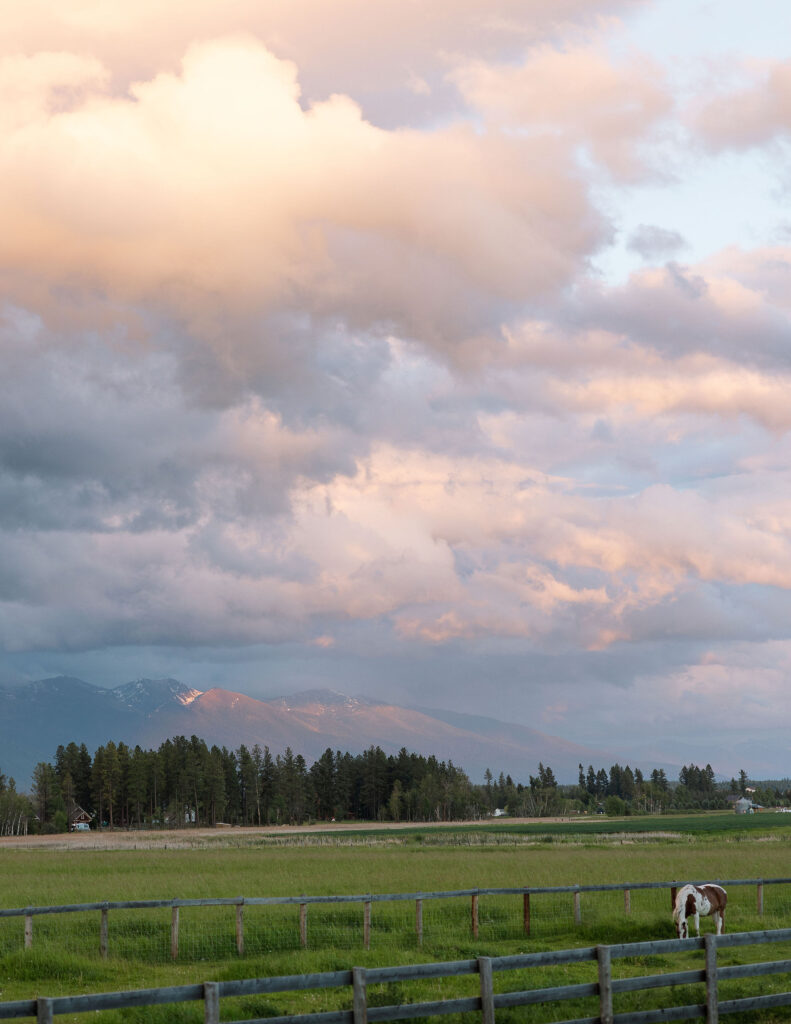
[673,884,727,938]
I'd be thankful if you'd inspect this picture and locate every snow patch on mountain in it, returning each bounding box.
[269,689,384,711]
[113,678,204,712]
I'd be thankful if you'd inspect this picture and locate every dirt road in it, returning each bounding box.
[0,817,580,850]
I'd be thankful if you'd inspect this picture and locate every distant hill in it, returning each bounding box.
[0,676,662,789]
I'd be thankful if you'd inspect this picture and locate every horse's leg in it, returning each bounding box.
[716,909,724,935]
[693,912,700,936]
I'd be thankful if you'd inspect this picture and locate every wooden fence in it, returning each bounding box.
[2,877,789,958]
[1,926,790,1023]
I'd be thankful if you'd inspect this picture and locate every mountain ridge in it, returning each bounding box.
[0,676,665,788]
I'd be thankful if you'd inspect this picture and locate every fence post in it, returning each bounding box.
[597,945,613,1024]
[364,900,371,950]
[299,900,308,949]
[478,956,494,1024]
[471,893,479,939]
[573,889,581,926]
[100,905,109,959]
[523,892,530,936]
[171,905,180,960]
[415,899,423,946]
[624,889,631,914]
[704,934,718,1024]
[236,899,244,956]
[352,966,367,1024]
[757,882,764,917]
[36,996,53,1024]
[204,981,220,1024]
[24,913,33,950]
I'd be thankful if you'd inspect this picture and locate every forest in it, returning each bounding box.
[1,736,786,834]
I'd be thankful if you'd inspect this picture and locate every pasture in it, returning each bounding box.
[1,814,791,1022]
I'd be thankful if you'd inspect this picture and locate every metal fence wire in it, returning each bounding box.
[1,878,790,965]
[3,928,791,1024]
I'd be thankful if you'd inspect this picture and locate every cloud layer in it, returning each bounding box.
[2,0,790,777]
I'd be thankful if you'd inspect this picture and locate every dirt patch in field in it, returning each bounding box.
[0,817,583,851]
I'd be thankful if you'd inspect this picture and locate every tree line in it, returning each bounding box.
[3,738,787,834]
[27,738,488,831]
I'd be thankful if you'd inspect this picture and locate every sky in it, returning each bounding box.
[2,0,791,780]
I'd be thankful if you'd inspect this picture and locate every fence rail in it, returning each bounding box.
[1,927,790,1023]
[2,878,790,958]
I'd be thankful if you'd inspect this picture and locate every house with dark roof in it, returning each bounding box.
[69,805,92,831]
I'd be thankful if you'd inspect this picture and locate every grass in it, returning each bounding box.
[1,816,791,1022]
[317,809,791,840]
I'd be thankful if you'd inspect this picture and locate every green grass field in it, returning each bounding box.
[1,814,791,1022]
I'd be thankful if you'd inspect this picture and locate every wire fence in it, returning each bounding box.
[2,879,791,965]
[3,928,791,1024]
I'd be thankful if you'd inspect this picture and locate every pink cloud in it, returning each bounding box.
[0,36,605,347]
[2,1,641,108]
[695,59,791,150]
[450,44,671,179]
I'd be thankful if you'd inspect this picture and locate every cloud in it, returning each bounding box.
[573,257,791,370]
[0,36,606,359]
[542,638,791,773]
[1,0,641,125]
[5,237,791,661]
[449,43,671,179]
[695,59,791,150]
[7,432,791,656]
[2,1,791,780]
[627,224,687,260]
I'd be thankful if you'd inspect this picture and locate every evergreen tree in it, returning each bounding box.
[117,742,131,826]
[238,745,257,825]
[128,746,148,827]
[259,746,275,824]
[309,748,336,820]
[92,745,107,827]
[206,747,227,825]
[586,765,596,795]
[102,741,122,829]
[360,746,388,820]
[334,751,355,819]
[32,761,59,827]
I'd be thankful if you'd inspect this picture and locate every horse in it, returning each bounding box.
[673,883,727,938]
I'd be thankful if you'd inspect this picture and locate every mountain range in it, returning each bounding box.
[0,676,667,789]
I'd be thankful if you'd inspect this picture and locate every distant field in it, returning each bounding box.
[2,814,791,1022]
[302,809,791,840]
[4,807,790,852]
